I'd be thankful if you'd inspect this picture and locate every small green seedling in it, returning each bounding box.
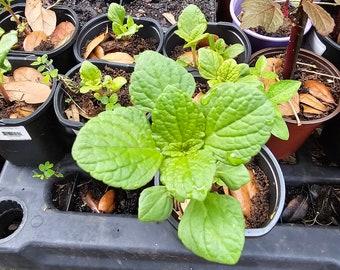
[32,161,63,180]
[79,60,127,110]
[107,3,143,39]
[0,0,28,34]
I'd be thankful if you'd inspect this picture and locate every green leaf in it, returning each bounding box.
[271,106,289,140]
[302,0,335,37]
[198,48,224,80]
[107,2,125,25]
[160,149,216,202]
[0,30,17,73]
[151,85,205,150]
[217,59,240,83]
[79,60,102,91]
[138,186,173,222]
[241,0,284,33]
[267,80,301,104]
[72,107,163,190]
[102,75,127,92]
[203,82,274,165]
[129,51,196,112]
[175,4,207,44]
[223,43,245,60]
[215,162,250,190]
[178,193,245,264]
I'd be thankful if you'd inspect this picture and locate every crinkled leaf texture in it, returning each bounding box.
[241,0,283,33]
[129,51,195,112]
[138,186,173,222]
[72,107,162,190]
[203,82,274,165]
[151,85,206,150]
[178,193,245,265]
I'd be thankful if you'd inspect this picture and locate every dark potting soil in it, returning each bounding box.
[281,184,340,226]
[52,173,151,215]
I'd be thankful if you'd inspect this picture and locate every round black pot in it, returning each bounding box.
[53,61,134,135]
[163,21,252,65]
[0,4,79,74]
[157,146,285,237]
[0,57,69,166]
[73,14,164,64]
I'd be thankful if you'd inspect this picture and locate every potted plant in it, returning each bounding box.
[0,30,69,166]
[0,0,79,74]
[51,58,133,135]
[238,0,340,159]
[229,0,315,52]
[306,0,340,70]
[73,3,164,65]
[70,50,285,265]
[163,4,252,68]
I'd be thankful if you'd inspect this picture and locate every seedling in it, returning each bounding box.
[108,3,143,39]
[79,60,127,110]
[175,4,244,68]
[32,161,63,180]
[72,51,276,265]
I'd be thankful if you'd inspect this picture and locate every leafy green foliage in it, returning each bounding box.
[107,3,143,39]
[79,60,127,110]
[72,50,276,265]
[31,54,58,83]
[32,161,63,180]
[0,29,17,76]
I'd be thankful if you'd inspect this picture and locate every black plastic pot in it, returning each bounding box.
[73,14,164,64]
[165,146,286,237]
[53,61,134,135]
[163,21,252,65]
[0,56,69,166]
[0,4,80,74]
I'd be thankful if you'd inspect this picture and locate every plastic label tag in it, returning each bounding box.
[0,126,32,141]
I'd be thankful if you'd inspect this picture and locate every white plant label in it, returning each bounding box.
[0,126,32,141]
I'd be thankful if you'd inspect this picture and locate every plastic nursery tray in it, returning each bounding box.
[0,140,339,269]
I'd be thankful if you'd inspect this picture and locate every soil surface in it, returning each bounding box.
[55,0,216,28]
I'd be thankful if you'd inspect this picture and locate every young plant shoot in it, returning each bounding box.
[72,50,276,265]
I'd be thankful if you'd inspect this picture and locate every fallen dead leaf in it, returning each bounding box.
[302,104,325,115]
[304,80,336,105]
[278,93,300,116]
[178,50,198,67]
[98,189,116,213]
[4,81,51,104]
[51,21,75,49]
[300,93,328,112]
[100,52,135,64]
[25,0,56,36]
[23,31,48,52]
[13,67,51,86]
[83,29,109,59]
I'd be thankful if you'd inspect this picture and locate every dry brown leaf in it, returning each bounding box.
[3,75,14,83]
[81,191,100,213]
[304,80,336,105]
[4,81,51,104]
[162,12,177,25]
[83,30,109,59]
[262,57,282,90]
[13,67,50,86]
[88,53,98,59]
[302,104,325,115]
[100,52,135,64]
[192,92,204,103]
[25,0,56,36]
[93,46,105,58]
[178,51,198,67]
[278,93,300,116]
[300,93,328,112]
[23,31,48,52]
[51,21,75,48]
[198,34,219,48]
[98,189,116,213]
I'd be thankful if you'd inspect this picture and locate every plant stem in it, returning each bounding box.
[0,83,10,104]
[282,2,308,80]
[4,5,31,35]
[191,46,198,68]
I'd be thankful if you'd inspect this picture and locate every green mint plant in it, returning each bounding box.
[32,161,63,180]
[0,0,29,35]
[107,3,143,40]
[79,60,127,111]
[72,50,276,265]
[175,4,244,68]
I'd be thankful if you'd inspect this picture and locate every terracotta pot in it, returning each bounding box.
[229,0,312,52]
[249,47,340,159]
